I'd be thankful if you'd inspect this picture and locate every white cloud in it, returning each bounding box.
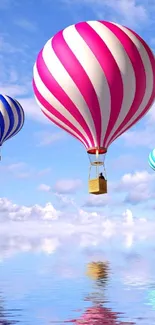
[0,162,52,180]
[40,238,60,255]
[83,194,109,207]
[0,83,48,124]
[37,168,52,176]
[14,19,37,32]
[118,170,155,204]
[8,68,18,83]
[123,209,134,226]
[125,187,152,204]
[5,162,26,171]
[35,130,66,146]
[62,0,149,26]
[54,192,77,208]
[0,84,28,97]
[104,0,147,24]
[38,184,51,192]
[122,103,155,149]
[120,171,154,188]
[0,198,61,222]
[55,178,82,193]
[122,126,154,149]
[78,208,103,224]
[17,97,49,124]
[0,162,31,179]
[0,34,23,53]
[122,257,150,287]
[0,197,154,261]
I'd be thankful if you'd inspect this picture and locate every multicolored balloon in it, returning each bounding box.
[148,149,155,171]
[0,94,25,158]
[33,20,155,155]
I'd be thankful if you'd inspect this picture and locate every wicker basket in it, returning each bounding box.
[89,178,107,195]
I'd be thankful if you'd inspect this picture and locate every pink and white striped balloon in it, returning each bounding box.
[33,20,155,153]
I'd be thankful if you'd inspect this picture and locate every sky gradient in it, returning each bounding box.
[0,0,155,227]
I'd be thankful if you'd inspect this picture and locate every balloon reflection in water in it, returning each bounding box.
[64,261,135,325]
[64,304,135,325]
[0,293,20,324]
[74,306,135,325]
[86,261,109,283]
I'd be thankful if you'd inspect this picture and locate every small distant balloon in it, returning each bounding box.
[148,149,155,171]
[0,94,25,159]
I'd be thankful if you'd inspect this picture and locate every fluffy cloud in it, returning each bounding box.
[0,196,151,232]
[0,196,155,263]
[123,209,134,226]
[83,193,109,207]
[0,197,61,221]
[16,97,49,124]
[0,162,52,179]
[118,170,155,204]
[38,178,83,194]
[120,170,154,188]
[54,178,82,193]
[0,81,48,124]
[38,184,51,192]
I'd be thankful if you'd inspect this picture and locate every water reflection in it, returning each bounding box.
[0,294,20,324]
[0,229,154,324]
[64,261,135,325]
[86,261,109,284]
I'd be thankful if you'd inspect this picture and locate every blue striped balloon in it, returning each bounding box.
[148,149,155,171]
[0,94,25,157]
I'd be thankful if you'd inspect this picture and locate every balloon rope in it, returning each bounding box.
[88,164,91,180]
[103,154,107,180]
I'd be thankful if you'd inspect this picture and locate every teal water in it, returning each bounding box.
[0,227,154,324]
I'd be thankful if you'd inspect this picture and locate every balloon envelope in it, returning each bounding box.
[0,95,24,146]
[148,149,155,170]
[33,20,155,153]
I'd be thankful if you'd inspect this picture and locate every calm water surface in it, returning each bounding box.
[0,226,155,324]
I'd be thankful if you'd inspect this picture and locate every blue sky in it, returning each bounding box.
[0,0,155,220]
[1,2,155,324]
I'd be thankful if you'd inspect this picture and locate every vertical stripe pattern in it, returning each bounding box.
[149,149,155,171]
[0,95,24,146]
[33,20,155,151]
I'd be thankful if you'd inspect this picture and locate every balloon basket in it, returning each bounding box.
[89,178,107,195]
[87,147,107,195]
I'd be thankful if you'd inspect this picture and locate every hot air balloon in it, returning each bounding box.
[33,20,155,195]
[0,94,25,159]
[148,149,155,171]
